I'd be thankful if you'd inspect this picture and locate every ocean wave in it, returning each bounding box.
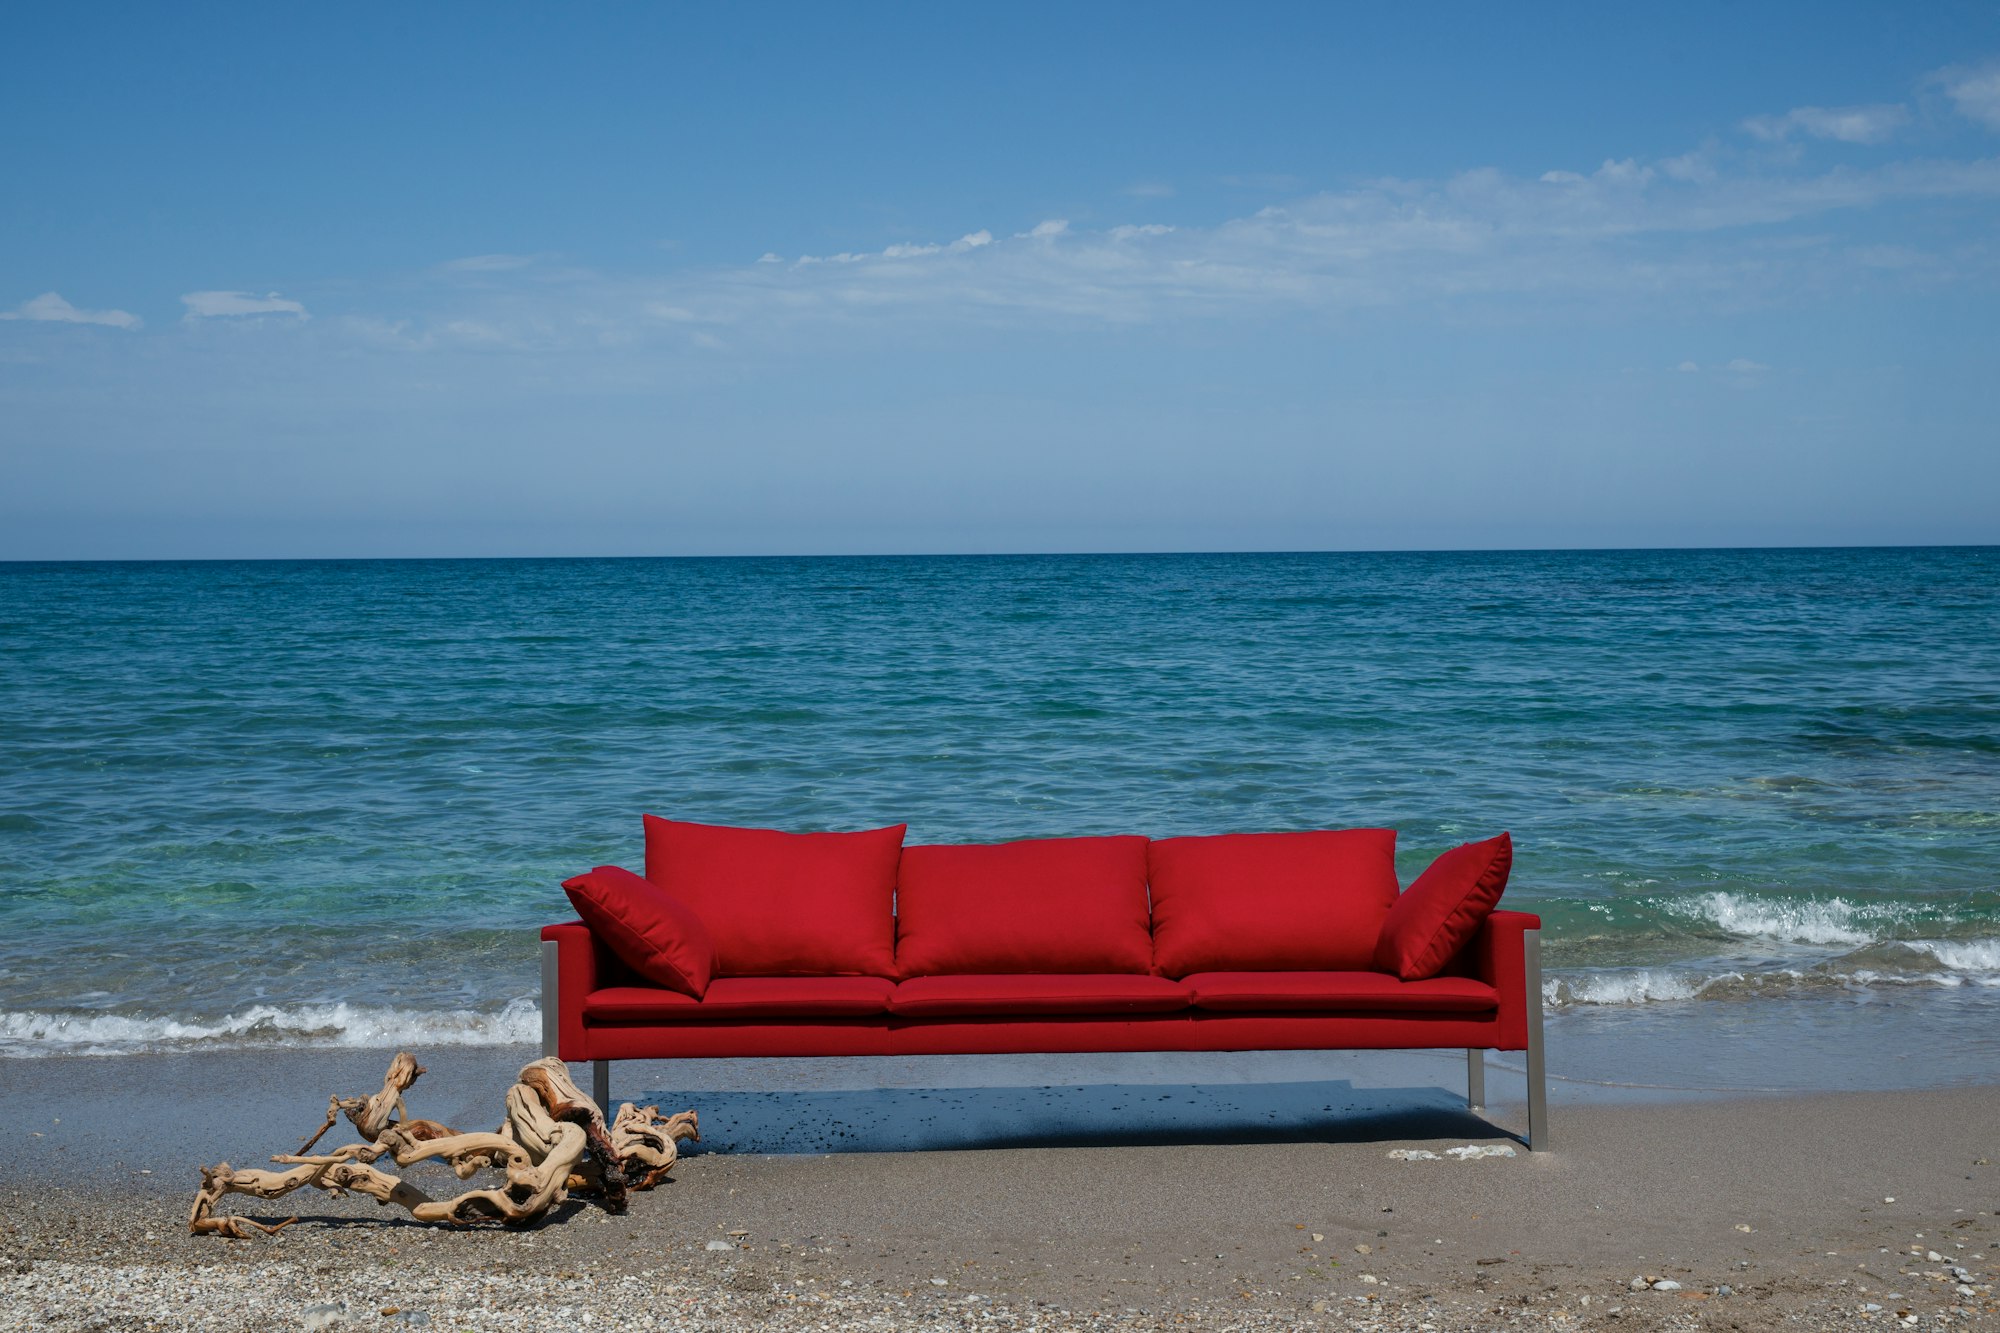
[0,997,539,1057]
[1661,891,1903,947]
[1546,936,2000,1008]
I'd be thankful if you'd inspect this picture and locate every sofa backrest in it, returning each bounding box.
[1147,829,1401,977]
[642,815,904,977]
[895,835,1152,975]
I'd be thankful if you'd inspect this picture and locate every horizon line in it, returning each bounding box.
[2,540,1996,567]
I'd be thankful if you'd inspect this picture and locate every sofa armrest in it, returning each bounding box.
[1467,909,1542,1050]
[540,918,605,1062]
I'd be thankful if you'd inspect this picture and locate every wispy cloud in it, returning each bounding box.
[1742,103,1910,144]
[1936,61,2000,131]
[181,290,309,319]
[0,291,141,329]
[439,253,541,273]
[324,141,2000,358]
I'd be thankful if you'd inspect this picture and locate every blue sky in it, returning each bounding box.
[4,2,1999,559]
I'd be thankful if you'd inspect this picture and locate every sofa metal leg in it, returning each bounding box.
[592,1059,610,1112]
[1524,928,1550,1151]
[1466,1049,1485,1109]
[539,940,560,1060]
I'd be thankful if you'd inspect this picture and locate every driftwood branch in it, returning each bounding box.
[190,1053,698,1238]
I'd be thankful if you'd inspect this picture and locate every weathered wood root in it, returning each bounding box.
[189,1052,695,1237]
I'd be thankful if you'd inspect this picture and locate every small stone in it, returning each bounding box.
[1355,1244,1371,1255]
[301,1305,349,1332]
[1652,1279,1682,1292]
[1630,1277,1650,1291]
[705,1239,734,1252]
[1884,1197,1896,1203]
[1959,1284,1977,1297]
[1311,1300,1328,1313]
[1716,1285,1733,1297]
[1359,1274,1380,1285]
[930,1277,948,1286]
[1311,1233,1324,1243]
[1864,1303,1884,1312]
[1735,1224,1751,1232]
[1926,1250,1943,1262]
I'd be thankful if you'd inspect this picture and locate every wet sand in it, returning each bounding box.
[1,1045,1995,1330]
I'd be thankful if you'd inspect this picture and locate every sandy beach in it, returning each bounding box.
[2,1046,1993,1331]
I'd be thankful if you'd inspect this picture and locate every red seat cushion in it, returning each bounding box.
[584,975,894,1023]
[1373,833,1513,980]
[888,973,1191,1017]
[1183,971,1498,1013]
[1147,830,1401,977]
[562,865,714,998]
[642,816,904,977]
[895,835,1152,975]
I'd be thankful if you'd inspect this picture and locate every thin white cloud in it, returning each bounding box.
[0,291,141,329]
[1676,361,1701,372]
[322,97,2000,357]
[181,290,309,319]
[440,253,539,273]
[1937,61,2000,131]
[1742,103,1910,144]
[1725,357,1770,373]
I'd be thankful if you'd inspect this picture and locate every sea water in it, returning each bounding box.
[2,549,1995,1089]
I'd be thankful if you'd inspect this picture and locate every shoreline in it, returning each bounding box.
[2,1047,1994,1329]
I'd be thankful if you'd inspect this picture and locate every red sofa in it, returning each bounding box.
[539,820,1549,1149]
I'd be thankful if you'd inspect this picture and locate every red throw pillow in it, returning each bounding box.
[895,835,1153,975]
[1148,829,1402,976]
[562,865,714,997]
[642,816,904,977]
[1372,832,1513,980]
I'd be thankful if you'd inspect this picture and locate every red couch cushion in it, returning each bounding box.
[584,975,894,1022]
[562,865,714,998]
[1183,971,1498,1013]
[1147,829,1401,977]
[642,816,904,977]
[895,835,1152,975]
[1372,833,1513,980]
[888,973,1191,1017]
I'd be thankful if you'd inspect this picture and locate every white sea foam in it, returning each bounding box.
[0,997,539,1057]
[1908,938,2000,973]
[1545,969,1727,1008]
[1664,891,1883,946]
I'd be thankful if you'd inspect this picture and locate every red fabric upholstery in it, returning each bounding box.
[1469,909,1540,1049]
[895,836,1152,975]
[585,975,894,1023]
[584,1020,894,1060]
[889,974,1191,1017]
[889,1016,1194,1056]
[1191,1012,1511,1052]
[561,865,714,997]
[1182,971,1498,1013]
[563,1011,1527,1061]
[1147,829,1401,977]
[541,920,605,1062]
[642,816,904,977]
[1373,833,1514,979]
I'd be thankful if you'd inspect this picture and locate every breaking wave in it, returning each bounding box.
[0,997,540,1057]
[1546,937,2000,1009]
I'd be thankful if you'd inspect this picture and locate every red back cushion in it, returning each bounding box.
[641,816,904,977]
[896,835,1153,975]
[1148,829,1400,977]
[1373,832,1513,980]
[562,865,715,998]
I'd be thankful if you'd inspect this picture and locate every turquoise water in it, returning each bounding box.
[2,549,1996,1067]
